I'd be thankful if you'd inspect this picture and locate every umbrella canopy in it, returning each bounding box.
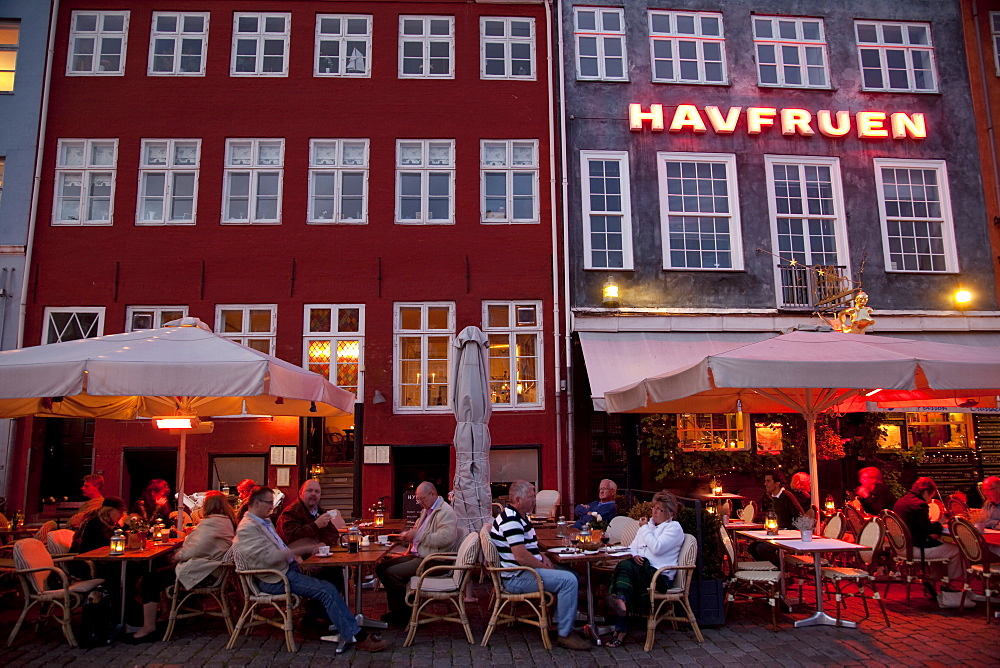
[605,330,1000,504]
[450,326,493,536]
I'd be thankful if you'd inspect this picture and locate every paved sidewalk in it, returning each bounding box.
[1,577,997,667]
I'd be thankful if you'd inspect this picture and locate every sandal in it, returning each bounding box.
[605,631,626,648]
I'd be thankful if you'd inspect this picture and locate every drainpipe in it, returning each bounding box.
[972,2,1000,237]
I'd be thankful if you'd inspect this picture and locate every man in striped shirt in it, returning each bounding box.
[490,480,590,651]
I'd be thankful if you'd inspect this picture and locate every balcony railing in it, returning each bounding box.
[777,264,855,310]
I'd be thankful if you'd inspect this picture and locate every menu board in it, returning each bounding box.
[975,415,1000,451]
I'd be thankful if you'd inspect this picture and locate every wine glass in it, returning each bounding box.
[600,534,610,551]
[570,535,580,553]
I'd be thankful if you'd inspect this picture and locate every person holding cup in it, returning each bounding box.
[277,479,349,593]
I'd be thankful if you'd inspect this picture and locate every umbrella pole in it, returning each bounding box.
[176,430,186,534]
[805,411,820,513]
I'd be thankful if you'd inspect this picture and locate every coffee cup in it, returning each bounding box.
[316,545,330,557]
[377,534,389,545]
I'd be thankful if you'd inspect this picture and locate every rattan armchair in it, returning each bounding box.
[881,509,952,603]
[644,533,704,650]
[950,516,1000,623]
[820,518,890,627]
[720,525,782,631]
[227,548,301,652]
[164,562,235,640]
[403,531,481,646]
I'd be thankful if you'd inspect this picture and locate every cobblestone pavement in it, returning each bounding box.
[0,576,997,667]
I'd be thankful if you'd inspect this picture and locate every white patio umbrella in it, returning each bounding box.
[604,330,1000,505]
[450,326,493,536]
[0,317,356,529]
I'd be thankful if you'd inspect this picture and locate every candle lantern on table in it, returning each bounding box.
[824,495,836,515]
[369,496,387,527]
[764,510,779,535]
[711,478,723,496]
[110,528,126,555]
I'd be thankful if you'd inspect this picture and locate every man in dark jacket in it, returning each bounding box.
[277,479,348,593]
[751,471,804,565]
[892,477,962,586]
[856,467,897,516]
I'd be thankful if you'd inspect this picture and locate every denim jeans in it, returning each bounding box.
[258,563,359,640]
[503,566,579,636]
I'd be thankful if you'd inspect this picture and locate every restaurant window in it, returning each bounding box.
[992,13,1000,76]
[754,420,783,453]
[399,16,454,78]
[394,302,454,412]
[752,16,829,88]
[148,12,208,75]
[676,413,749,451]
[878,414,905,449]
[216,304,276,355]
[303,304,364,396]
[315,14,371,77]
[53,139,117,225]
[855,20,937,93]
[581,150,633,270]
[43,307,105,344]
[658,152,742,270]
[574,7,627,81]
[0,20,19,91]
[396,140,454,224]
[481,17,535,79]
[873,158,956,273]
[126,306,187,331]
[68,11,129,75]
[648,10,726,85]
[308,139,368,223]
[231,13,290,76]
[481,140,538,223]
[137,139,200,225]
[483,301,542,409]
[906,412,971,449]
[223,139,283,224]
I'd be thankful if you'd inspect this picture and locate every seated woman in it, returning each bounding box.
[605,491,684,648]
[132,479,173,525]
[130,491,238,642]
[70,496,127,587]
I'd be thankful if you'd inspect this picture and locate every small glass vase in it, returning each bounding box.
[800,530,813,542]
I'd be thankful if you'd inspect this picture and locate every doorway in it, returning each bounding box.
[123,448,177,509]
[391,445,451,518]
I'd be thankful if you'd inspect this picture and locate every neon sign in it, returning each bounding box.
[628,103,926,140]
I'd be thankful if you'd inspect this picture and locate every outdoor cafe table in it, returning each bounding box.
[547,547,630,646]
[0,525,43,544]
[304,543,393,629]
[737,529,867,629]
[354,519,409,537]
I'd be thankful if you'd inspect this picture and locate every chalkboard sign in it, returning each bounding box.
[402,489,421,523]
[975,415,1000,451]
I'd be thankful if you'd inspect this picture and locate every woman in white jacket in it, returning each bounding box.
[605,491,684,648]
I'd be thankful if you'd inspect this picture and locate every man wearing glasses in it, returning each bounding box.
[573,479,619,529]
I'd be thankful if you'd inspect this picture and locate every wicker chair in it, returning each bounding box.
[535,490,560,520]
[820,518,890,627]
[842,503,866,542]
[7,538,104,647]
[478,523,554,649]
[33,520,58,543]
[163,562,235,641]
[644,534,704,650]
[881,509,952,603]
[606,516,639,547]
[738,501,756,524]
[227,547,301,652]
[719,524,778,572]
[403,531,481,646]
[720,524,782,631]
[946,495,970,517]
[950,516,1000,623]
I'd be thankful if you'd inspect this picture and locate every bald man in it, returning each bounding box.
[277,479,349,595]
[374,481,459,626]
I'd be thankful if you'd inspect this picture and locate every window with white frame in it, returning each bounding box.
[856,21,937,92]
[481,140,538,223]
[574,7,626,81]
[43,307,105,344]
[316,15,371,76]
[481,17,535,79]
[752,16,829,88]
[648,10,726,85]
[484,302,542,409]
[231,13,290,76]
[395,302,453,411]
[216,305,276,354]
[53,139,117,225]
[657,153,742,270]
[126,306,187,331]
[991,13,1000,76]
[399,16,454,78]
[396,140,454,224]
[0,20,19,91]
[676,413,749,451]
[67,11,129,75]
[581,150,632,270]
[137,139,200,225]
[223,139,283,224]
[308,139,368,223]
[874,159,956,272]
[148,12,209,75]
[303,305,364,396]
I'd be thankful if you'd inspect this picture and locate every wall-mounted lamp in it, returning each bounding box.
[602,277,620,307]
[953,287,972,310]
[372,390,386,404]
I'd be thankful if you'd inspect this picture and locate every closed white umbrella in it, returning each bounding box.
[450,326,492,536]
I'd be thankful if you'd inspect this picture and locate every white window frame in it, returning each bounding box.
[480,16,536,80]
[483,301,543,410]
[67,10,129,75]
[393,302,455,413]
[53,139,118,226]
[395,139,455,224]
[398,16,455,79]
[231,13,290,76]
[855,20,937,93]
[648,10,727,85]
[676,413,751,452]
[302,304,365,397]
[574,7,627,81]
[315,14,372,77]
[42,307,105,344]
[0,20,19,92]
[222,139,284,224]
[581,150,633,270]
[215,304,277,355]
[657,152,743,271]
[991,12,1000,76]
[480,140,539,224]
[126,305,188,331]
[752,15,830,89]
[136,139,200,225]
[873,158,957,273]
[148,12,209,76]
[308,139,369,224]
